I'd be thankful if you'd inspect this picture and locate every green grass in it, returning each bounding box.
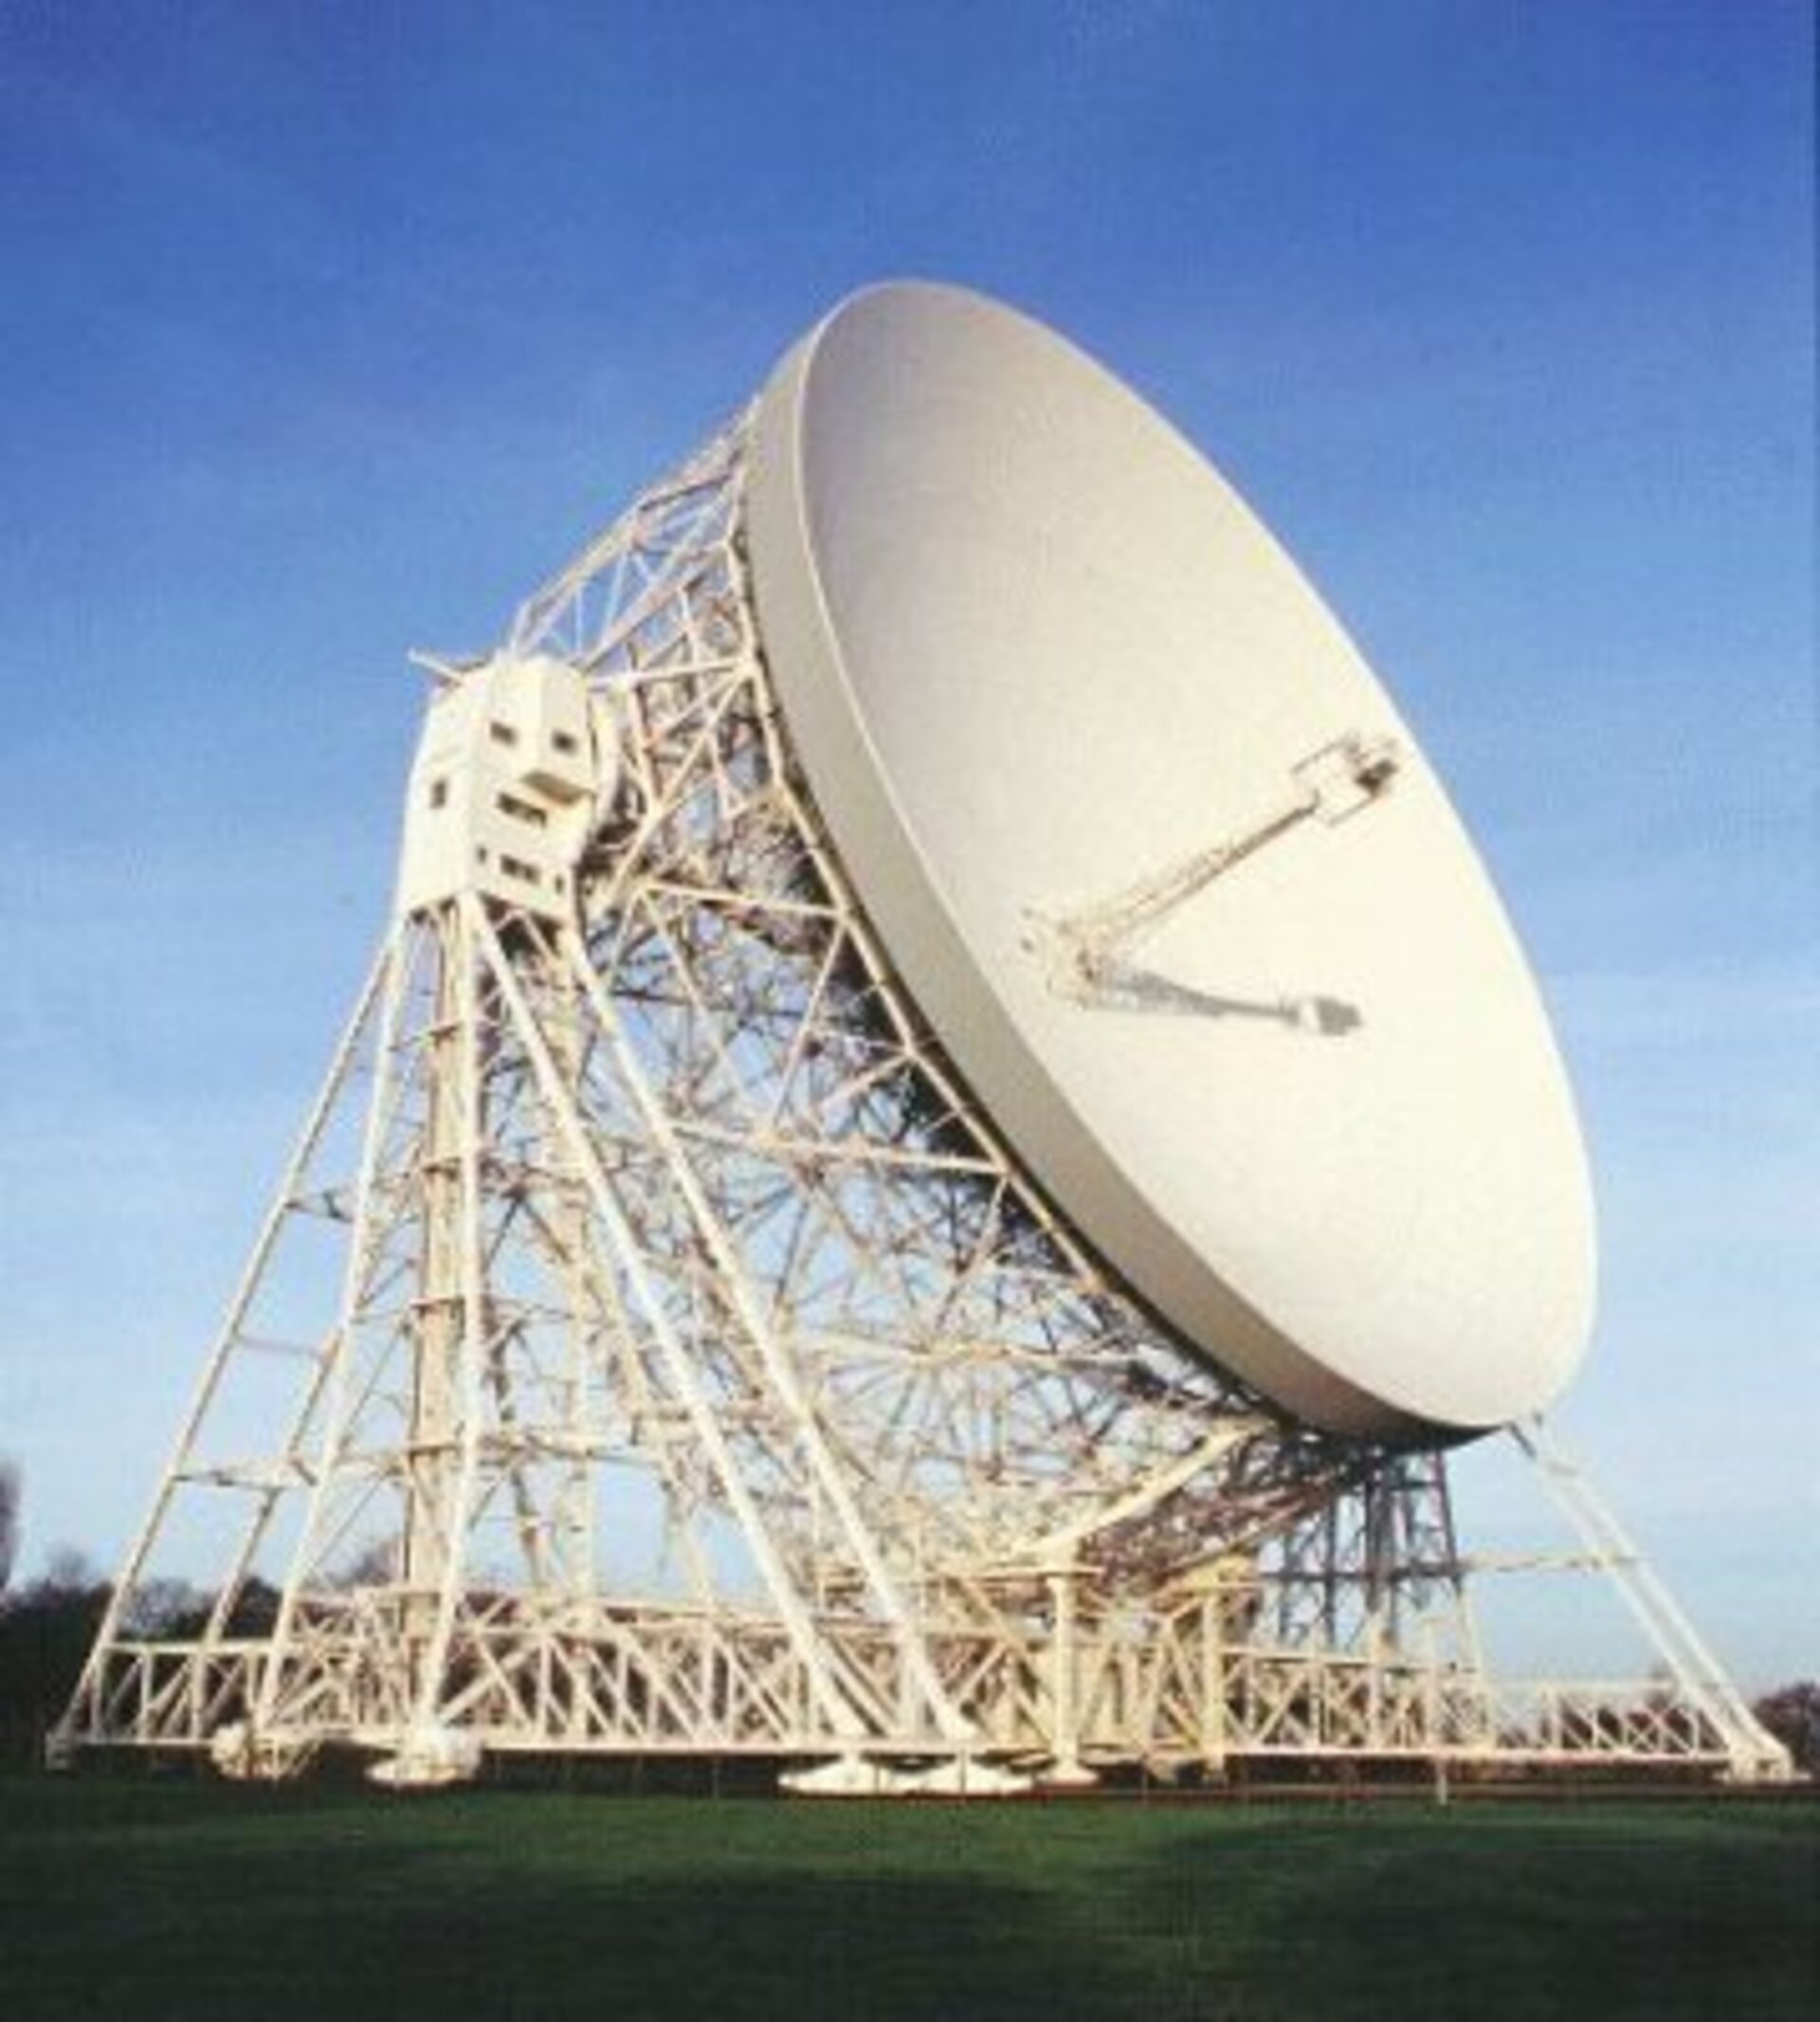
[1,1772,1813,2019]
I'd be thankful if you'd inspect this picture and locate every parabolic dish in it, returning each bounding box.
[745,282,1594,1440]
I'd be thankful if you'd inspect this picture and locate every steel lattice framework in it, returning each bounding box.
[57,417,1788,1790]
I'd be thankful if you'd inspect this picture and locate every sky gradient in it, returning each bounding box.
[1,2,1813,1685]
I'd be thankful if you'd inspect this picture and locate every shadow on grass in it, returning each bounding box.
[0,1779,1129,2022]
[2,1779,1815,2021]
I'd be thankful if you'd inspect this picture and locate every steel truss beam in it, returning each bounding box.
[57,419,1789,1789]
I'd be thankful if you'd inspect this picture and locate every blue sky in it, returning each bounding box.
[1,3,1812,1685]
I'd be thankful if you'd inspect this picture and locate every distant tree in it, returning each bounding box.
[1753,1681,1820,1778]
[0,1458,17,1594]
[0,1549,110,1761]
[117,1572,280,1641]
[120,1576,210,1638]
[222,1576,282,1638]
[39,1543,98,1591]
[331,1538,398,1590]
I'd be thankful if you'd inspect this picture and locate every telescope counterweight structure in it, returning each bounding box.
[56,287,1788,1789]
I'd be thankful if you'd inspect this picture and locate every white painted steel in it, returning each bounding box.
[747,282,1594,1437]
[396,653,603,924]
[57,406,1774,1789]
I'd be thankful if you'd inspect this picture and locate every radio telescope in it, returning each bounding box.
[58,283,1785,1790]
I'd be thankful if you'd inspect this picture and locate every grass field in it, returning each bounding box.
[1,1772,1813,2019]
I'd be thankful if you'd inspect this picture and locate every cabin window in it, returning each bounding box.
[497,792,549,829]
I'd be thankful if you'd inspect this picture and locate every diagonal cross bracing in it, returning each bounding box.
[56,414,1789,1788]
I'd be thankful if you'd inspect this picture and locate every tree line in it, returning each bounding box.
[1,1455,1815,1775]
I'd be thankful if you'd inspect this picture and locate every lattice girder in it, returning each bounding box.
[56,413,1789,1788]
